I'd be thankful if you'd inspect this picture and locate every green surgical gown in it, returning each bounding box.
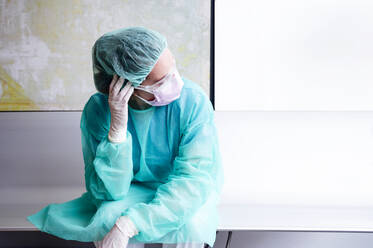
[26,78,224,247]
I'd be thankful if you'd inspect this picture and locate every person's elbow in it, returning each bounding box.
[88,180,128,201]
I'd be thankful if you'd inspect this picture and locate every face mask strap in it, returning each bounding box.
[134,87,154,94]
[134,93,155,105]
[135,78,166,92]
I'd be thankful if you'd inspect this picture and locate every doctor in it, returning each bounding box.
[27,26,224,248]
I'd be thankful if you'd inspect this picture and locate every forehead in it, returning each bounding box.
[146,48,175,83]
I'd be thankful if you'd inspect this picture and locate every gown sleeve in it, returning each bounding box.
[121,92,221,241]
[80,93,134,201]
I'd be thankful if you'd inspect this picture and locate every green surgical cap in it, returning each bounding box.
[92,26,168,95]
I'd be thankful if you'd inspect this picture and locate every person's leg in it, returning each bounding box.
[162,243,205,248]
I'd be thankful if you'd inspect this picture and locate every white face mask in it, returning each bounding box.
[133,65,184,106]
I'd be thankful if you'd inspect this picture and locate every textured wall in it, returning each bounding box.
[0,0,210,110]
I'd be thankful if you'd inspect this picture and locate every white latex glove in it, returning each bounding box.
[115,215,139,238]
[93,216,138,248]
[108,75,134,143]
[101,224,130,248]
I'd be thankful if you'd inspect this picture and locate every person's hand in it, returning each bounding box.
[108,75,134,143]
[115,215,139,238]
[101,224,130,248]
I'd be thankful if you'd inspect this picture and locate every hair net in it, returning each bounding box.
[92,26,168,95]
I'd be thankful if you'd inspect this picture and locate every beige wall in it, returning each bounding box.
[0,0,210,110]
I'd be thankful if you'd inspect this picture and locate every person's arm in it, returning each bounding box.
[80,93,133,201]
[121,92,222,241]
